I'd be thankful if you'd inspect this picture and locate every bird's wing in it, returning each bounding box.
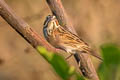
[53,27,102,60]
[54,26,89,50]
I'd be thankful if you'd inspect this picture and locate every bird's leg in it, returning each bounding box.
[65,54,74,60]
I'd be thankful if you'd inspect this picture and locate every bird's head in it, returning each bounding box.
[44,15,59,30]
[43,15,60,37]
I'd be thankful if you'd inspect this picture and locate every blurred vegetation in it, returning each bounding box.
[98,43,120,80]
[37,44,120,80]
[37,46,85,80]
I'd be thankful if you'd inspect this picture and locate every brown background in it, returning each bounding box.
[0,0,119,80]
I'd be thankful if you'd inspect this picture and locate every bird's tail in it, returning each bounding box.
[80,47,103,61]
[90,50,103,61]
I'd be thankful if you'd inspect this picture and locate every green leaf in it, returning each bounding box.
[101,44,120,65]
[98,43,120,80]
[75,72,86,80]
[37,46,85,80]
[37,46,54,61]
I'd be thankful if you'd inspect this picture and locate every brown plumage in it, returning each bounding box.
[43,15,102,60]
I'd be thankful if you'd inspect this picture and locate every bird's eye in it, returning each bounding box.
[47,29,52,35]
[49,30,51,33]
[55,21,59,26]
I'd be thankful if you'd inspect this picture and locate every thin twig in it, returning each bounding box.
[46,0,99,80]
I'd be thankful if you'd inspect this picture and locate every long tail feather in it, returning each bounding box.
[89,50,103,61]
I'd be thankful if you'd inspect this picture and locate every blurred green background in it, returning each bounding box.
[0,0,120,80]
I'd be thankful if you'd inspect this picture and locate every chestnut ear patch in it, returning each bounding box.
[55,20,59,26]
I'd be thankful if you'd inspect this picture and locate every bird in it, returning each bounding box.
[43,15,102,60]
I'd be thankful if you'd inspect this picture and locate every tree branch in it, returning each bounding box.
[46,0,99,80]
[0,0,57,52]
